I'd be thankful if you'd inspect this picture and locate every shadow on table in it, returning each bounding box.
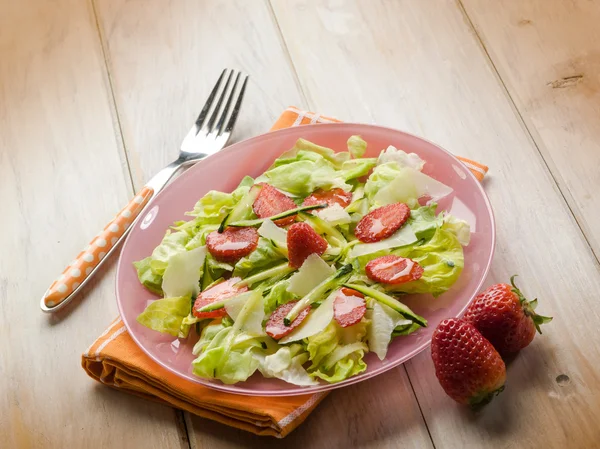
[456,340,557,436]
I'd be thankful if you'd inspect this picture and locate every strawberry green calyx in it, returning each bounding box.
[510,275,553,334]
[468,385,506,410]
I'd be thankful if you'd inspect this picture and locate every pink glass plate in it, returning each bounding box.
[116,123,495,396]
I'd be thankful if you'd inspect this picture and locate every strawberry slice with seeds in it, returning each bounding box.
[302,188,353,209]
[266,300,311,340]
[365,255,424,284]
[334,288,367,327]
[287,222,328,268]
[193,278,248,319]
[354,203,410,243]
[206,227,259,263]
[252,183,297,227]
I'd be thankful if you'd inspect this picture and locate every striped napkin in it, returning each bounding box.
[82,107,488,438]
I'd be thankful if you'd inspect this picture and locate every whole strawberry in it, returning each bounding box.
[464,276,552,357]
[431,318,506,407]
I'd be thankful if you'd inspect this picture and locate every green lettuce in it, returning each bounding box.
[133,257,163,295]
[306,322,368,383]
[347,135,367,158]
[409,204,442,241]
[442,214,471,246]
[339,158,377,181]
[191,289,265,384]
[176,176,254,237]
[256,344,317,386]
[364,162,410,207]
[148,231,189,275]
[136,295,192,337]
[390,228,464,296]
[233,237,286,278]
[279,138,351,169]
[263,280,298,314]
[258,155,349,196]
[192,326,261,384]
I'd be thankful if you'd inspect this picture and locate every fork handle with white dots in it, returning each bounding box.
[40,186,154,312]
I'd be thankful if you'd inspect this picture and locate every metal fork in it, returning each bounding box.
[41,69,249,313]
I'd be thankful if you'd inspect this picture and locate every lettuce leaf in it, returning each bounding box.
[409,204,442,241]
[191,289,265,384]
[281,138,351,169]
[306,322,340,369]
[347,135,367,158]
[339,158,377,181]
[257,149,350,196]
[305,321,368,383]
[306,323,368,383]
[233,238,286,278]
[256,344,317,386]
[136,295,192,337]
[176,176,254,239]
[377,145,425,170]
[192,326,260,384]
[442,214,471,246]
[263,280,298,314]
[133,257,163,295]
[148,231,189,275]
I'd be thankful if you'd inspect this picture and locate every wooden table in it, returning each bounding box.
[2,1,599,447]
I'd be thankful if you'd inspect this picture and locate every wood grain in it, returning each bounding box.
[0,0,184,447]
[271,0,600,448]
[190,367,433,449]
[94,0,307,187]
[92,0,433,446]
[459,0,600,258]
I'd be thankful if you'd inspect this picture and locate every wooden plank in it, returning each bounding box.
[94,0,306,187]
[0,0,185,447]
[459,0,600,257]
[93,0,433,445]
[191,367,432,449]
[271,0,600,448]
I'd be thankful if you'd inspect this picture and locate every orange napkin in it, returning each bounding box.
[82,107,488,438]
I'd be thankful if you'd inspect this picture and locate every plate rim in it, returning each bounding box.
[116,122,496,396]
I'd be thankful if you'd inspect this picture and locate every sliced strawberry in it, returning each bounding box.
[266,300,311,339]
[287,222,328,268]
[193,277,248,319]
[340,287,365,298]
[365,255,424,285]
[354,203,410,243]
[206,227,259,263]
[252,183,297,227]
[334,288,367,327]
[302,188,353,209]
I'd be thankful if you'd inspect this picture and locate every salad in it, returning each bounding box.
[134,136,470,386]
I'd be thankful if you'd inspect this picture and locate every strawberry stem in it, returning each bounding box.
[469,385,505,410]
[510,275,553,334]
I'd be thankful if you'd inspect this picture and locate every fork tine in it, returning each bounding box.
[223,74,249,136]
[195,69,227,131]
[215,72,241,135]
[205,70,234,133]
